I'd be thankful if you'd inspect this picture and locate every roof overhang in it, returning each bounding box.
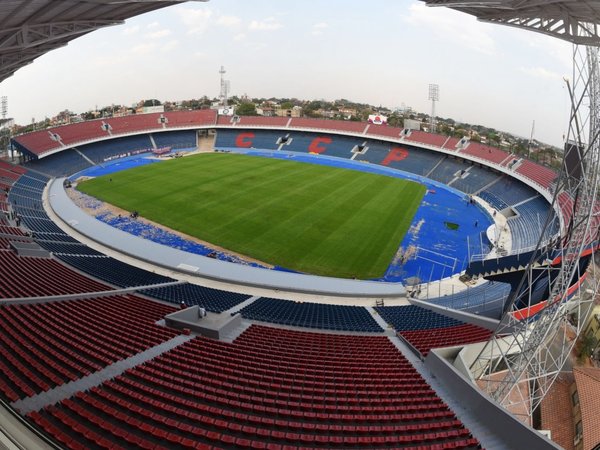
[420,1,600,46]
[0,0,205,83]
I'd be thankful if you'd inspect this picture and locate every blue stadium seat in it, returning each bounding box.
[238,297,383,332]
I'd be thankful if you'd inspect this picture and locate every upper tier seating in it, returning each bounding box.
[366,124,404,139]
[515,160,558,189]
[0,295,176,401]
[459,142,512,166]
[236,297,383,332]
[217,115,290,127]
[404,130,449,148]
[30,325,480,450]
[289,117,368,134]
[443,137,462,150]
[13,110,217,157]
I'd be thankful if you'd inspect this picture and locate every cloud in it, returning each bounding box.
[178,8,213,35]
[249,17,283,31]
[525,34,572,69]
[122,25,139,36]
[519,66,565,81]
[217,15,242,27]
[311,22,328,36]
[131,43,157,55]
[147,22,159,29]
[233,33,247,42]
[160,40,179,52]
[145,29,172,39]
[403,2,496,55]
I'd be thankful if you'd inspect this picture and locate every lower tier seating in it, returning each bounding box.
[29,325,480,449]
[399,325,493,357]
[0,295,177,401]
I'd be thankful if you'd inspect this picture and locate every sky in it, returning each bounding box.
[0,0,574,146]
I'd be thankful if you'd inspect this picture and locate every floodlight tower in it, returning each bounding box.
[1,96,7,120]
[219,66,229,108]
[428,84,439,133]
[420,0,600,421]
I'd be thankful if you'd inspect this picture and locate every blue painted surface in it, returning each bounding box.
[74,150,493,283]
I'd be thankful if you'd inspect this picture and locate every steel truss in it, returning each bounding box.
[470,43,600,419]
[421,0,600,420]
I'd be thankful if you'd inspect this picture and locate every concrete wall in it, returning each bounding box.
[426,348,562,450]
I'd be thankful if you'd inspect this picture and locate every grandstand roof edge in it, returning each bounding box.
[420,1,600,45]
[0,1,204,84]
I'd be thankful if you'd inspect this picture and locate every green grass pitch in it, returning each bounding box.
[77,153,426,279]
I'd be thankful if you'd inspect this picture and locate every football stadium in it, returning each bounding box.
[1,1,599,450]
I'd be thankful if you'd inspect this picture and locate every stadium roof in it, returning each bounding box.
[0,0,203,84]
[421,1,600,45]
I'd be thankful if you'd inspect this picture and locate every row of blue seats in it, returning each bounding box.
[76,134,152,164]
[424,281,511,319]
[25,130,198,176]
[509,196,558,250]
[428,157,467,185]
[484,176,537,205]
[236,297,383,332]
[374,304,463,331]
[8,176,251,313]
[152,130,197,150]
[25,149,93,178]
[450,165,500,195]
[36,240,105,256]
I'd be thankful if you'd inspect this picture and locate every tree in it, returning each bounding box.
[143,99,162,107]
[578,334,598,362]
[280,101,294,110]
[235,102,257,116]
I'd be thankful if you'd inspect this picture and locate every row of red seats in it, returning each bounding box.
[29,326,480,449]
[0,168,21,181]
[0,161,27,174]
[405,130,448,148]
[442,137,462,150]
[400,324,493,357]
[289,118,367,134]
[459,142,512,165]
[13,110,219,156]
[515,160,558,189]
[0,250,108,298]
[0,295,177,400]
[0,224,25,236]
[366,123,404,139]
